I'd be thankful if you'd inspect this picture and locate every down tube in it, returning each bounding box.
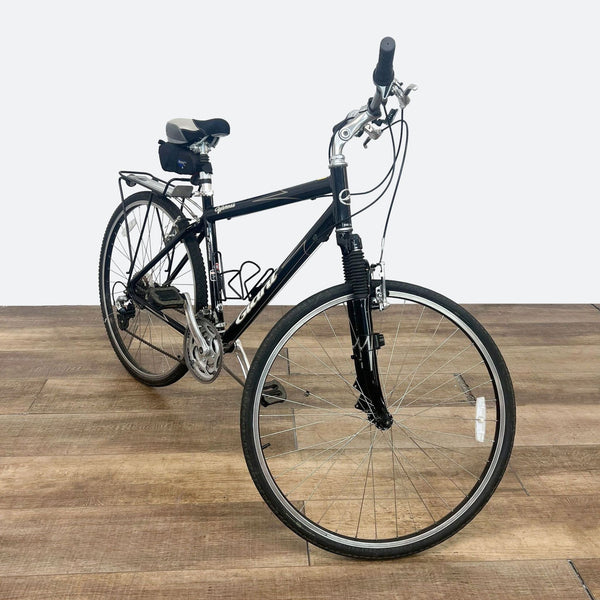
[222,204,335,348]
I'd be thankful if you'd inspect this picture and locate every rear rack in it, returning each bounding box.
[119,171,195,199]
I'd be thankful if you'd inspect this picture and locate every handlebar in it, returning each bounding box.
[330,37,414,163]
[373,37,396,87]
[368,37,396,116]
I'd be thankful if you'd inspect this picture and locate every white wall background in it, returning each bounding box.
[1,0,598,305]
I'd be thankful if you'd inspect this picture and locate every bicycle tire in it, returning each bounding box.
[241,280,515,558]
[99,191,208,386]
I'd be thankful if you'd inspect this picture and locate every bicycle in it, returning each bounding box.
[99,37,516,559]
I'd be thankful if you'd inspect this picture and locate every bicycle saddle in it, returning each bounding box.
[165,118,230,145]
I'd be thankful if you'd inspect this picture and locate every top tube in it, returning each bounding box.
[203,178,332,222]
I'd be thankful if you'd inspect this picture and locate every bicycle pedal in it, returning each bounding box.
[147,286,185,309]
[260,380,287,406]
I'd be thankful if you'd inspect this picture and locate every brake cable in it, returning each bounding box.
[378,110,409,264]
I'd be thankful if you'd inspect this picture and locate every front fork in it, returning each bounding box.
[338,231,393,430]
[331,164,393,430]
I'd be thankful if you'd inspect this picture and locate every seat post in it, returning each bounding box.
[191,151,214,210]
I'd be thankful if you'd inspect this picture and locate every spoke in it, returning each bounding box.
[298,428,378,510]
[305,319,351,380]
[275,421,373,490]
[399,424,489,442]
[321,310,363,397]
[395,384,495,424]
[355,433,375,538]
[269,374,346,411]
[261,418,350,439]
[130,203,152,279]
[133,312,152,358]
[385,304,426,400]
[267,434,368,460]
[383,433,438,525]
[387,311,445,398]
[396,424,483,480]
[399,413,498,423]
[383,301,407,391]
[261,411,363,418]
[112,239,135,266]
[391,426,399,536]
[389,343,476,413]
[384,432,452,511]
[392,360,487,414]
[393,426,477,459]
[276,343,359,399]
[260,393,358,416]
[387,327,461,405]
[395,423,470,496]
[312,425,380,530]
[399,378,494,410]
[371,428,378,538]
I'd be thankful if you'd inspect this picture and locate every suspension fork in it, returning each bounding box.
[330,164,393,430]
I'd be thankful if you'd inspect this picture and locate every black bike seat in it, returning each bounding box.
[165,118,230,144]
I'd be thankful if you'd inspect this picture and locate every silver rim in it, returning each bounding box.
[101,198,197,378]
[251,288,507,549]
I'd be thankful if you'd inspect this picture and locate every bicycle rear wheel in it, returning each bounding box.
[99,191,207,386]
[241,280,515,558]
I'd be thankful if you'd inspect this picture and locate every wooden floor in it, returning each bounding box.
[0,304,598,599]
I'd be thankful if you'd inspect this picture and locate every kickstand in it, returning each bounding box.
[222,340,251,387]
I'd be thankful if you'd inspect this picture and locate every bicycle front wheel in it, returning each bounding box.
[241,281,515,558]
[99,191,207,386]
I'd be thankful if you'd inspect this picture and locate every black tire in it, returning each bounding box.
[99,192,208,386]
[241,281,515,558]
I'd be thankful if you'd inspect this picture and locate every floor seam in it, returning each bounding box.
[25,378,48,414]
[568,559,596,600]
[509,466,530,497]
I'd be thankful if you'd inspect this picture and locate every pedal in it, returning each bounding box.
[147,286,185,309]
[260,380,287,407]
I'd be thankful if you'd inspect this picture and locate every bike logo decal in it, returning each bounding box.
[339,189,351,205]
[235,271,278,325]
[214,203,235,214]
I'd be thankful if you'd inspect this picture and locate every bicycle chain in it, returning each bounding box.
[124,327,184,364]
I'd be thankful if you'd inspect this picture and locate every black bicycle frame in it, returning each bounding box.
[128,176,335,348]
[204,177,336,348]
[127,161,392,426]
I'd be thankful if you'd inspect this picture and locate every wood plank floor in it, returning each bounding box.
[0,304,598,599]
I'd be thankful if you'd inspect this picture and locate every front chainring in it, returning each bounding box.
[184,316,223,383]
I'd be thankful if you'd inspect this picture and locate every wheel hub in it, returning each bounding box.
[355,393,393,430]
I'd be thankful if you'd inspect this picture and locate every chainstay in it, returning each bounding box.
[123,326,184,364]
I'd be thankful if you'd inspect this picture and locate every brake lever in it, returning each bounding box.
[392,81,418,109]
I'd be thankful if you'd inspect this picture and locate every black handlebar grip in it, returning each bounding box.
[373,37,396,87]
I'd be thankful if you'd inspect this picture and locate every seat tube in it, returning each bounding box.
[330,162,393,430]
[197,159,225,325]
